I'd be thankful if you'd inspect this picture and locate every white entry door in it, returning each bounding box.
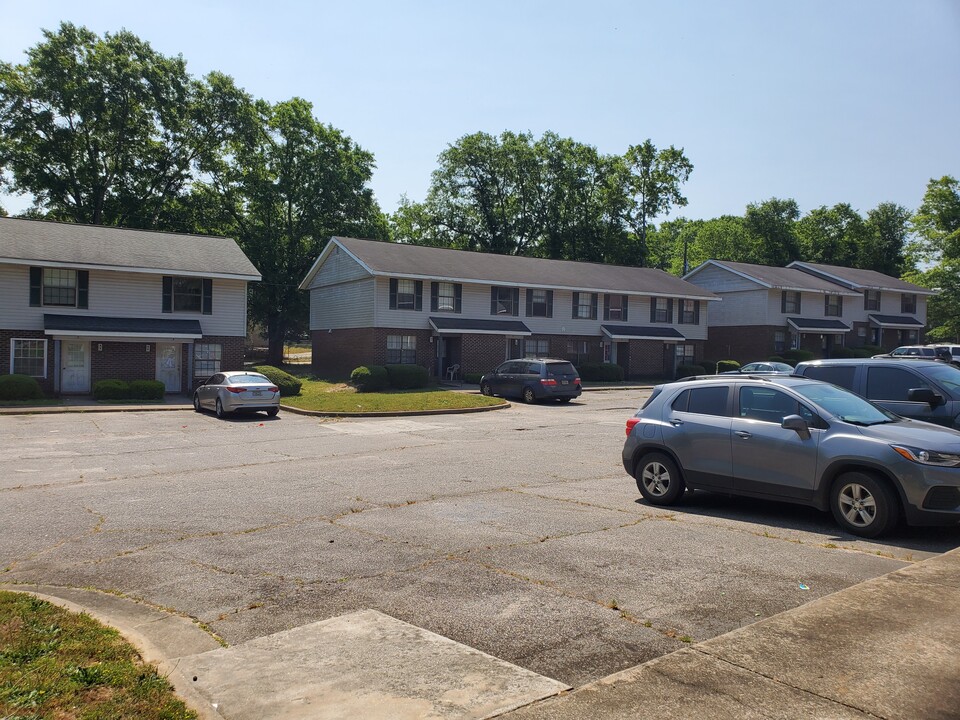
[156,343,181,393]
[61,341,91,393]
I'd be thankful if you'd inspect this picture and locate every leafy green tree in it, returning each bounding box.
[796,203,865,267]
[622,140,694,266]
[203,97,387,365]
[860,202,910,276]
[743,198,801,265]
[0,23,244,226]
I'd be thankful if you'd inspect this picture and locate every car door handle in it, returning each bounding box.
[735,431,752,439]
[669,419,684,426]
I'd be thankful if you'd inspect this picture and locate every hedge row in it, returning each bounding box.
[93,379,165,400]
[577,363,625,382]
[251,365,302,396]
[350,364,430,392]
[0,374,44,400]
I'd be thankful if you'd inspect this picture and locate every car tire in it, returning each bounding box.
[193,394,202,413]
[215,398,226,419]
[830,472,899,538]
[266,407,279,417]
[480,382,493,397]
[635,452,686,505]
[522,387,537,404]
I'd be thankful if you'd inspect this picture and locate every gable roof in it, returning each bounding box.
[0,217,261,281]
[787,261,935,295]
[684,260,859,295]
[300,237,718,300]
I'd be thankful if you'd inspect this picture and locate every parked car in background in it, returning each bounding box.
[933,345,960,365]
[721,361,795,375]
[875,345,937,358]
[793,358,960,430]
[194,371,280,418]
[480,358,581,403]
[622,375,960,537]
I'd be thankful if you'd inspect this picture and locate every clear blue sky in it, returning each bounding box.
[2,0,958,224]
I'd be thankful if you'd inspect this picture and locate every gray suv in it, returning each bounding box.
[793,358,960,430]
[622,376,960,537]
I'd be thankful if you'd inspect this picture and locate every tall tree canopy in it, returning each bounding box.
[0,22,244,226]
[743,198,802,266]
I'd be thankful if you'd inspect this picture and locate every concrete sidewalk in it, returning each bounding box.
[9,545,959,719]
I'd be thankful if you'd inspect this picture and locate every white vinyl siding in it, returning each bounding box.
[309,278,375,329]
[307,246,370,289]
[699,288,770,326]
[685,264,763,292]
[0,264,248,335]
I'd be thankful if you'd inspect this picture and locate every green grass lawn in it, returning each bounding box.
[0,591,195,719]
[0,398,63,407]
[281,378,506,413]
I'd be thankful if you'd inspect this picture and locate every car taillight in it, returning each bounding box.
[226,387,245,394]
[574,377,581,385]
[268,386,279,393]
[625,417,640,437]
[540,378,558,387]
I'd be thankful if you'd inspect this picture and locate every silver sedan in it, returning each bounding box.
[194,371,280,418]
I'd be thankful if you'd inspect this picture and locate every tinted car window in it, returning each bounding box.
[866,367,929,401]
[671,389,689,412]
[923,364,960,394]
[739,387,799,423]
[545,362,577,377]
[229,374,270,384]
[800,365,856,390]
[687,386,729,416]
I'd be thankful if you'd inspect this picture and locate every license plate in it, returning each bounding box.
[252,391,263,397]
[561,380,569,385]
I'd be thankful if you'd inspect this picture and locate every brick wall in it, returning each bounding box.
[311,327,377,379]
[704,325,784,363]
[0,329,55,395]
[462,334,511,376]
[91,341,156,385]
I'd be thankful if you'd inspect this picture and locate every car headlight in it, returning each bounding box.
[891,445,960,467]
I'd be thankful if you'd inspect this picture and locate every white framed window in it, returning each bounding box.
[774,331,786,353]
[679,299,697,324]
[194,343,222,378]
[396,279,417,310]
[173,277,203,312]
[825,294,843,317]
[573,292,595,319]
[387,335,416,364]
[675,343,695,365]
[11,338,48,377]
[864,290,880,311]
[436,282,456,312]
[606,294,628,321]
[901,294,917,314]
[652,297,669,323]
[524,338,549,357]
[43,268,77,306]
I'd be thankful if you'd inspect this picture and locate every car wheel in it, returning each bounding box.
[830,472,898,538]
[193,394,202,413]
[480,382,493,397]
[522,387,537,404]
[635,452,686,505]
[215,398,226,419]
[266,407,279,417]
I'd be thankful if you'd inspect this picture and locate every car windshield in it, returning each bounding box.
[792,382,899,426]
[922,363,960,394]
[228,374,270,384]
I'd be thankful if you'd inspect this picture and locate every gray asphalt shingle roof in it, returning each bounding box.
[0,217,260,280]
[694,260,857,294]
[319,237,717,299]
[788,261,932,293]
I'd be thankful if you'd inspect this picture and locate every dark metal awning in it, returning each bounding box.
[429,316,531,336]
[868,314,924,329]
[786,318,850,334]
[601,324,685,341]
[44,314,203,340]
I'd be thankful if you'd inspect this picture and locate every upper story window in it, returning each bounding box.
[679,299,699,324]
[825,294,843,317]
[649,297,671,323]
[864,289,881,311]
[431,282,461,313]
[605,294,629,321]
[29,267,89,309]
[490,287,520,316]
[525,289,553,318]
[572,292,597,320]
[163,276,212,314]
[781,290,801,314]
[389,278,423,311]
[901,293,917,314]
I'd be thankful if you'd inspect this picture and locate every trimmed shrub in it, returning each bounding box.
[768,355,786,363]
[676,364,705,379]
[385,364,429,389]
[577,363,625,382]
[852,348,875,358]
[860,345,882,356]
[0,374,44,400]
[716,360,740,373]
[129,379,165,400]
[781,349,815,366]
[252,365,302,396]
[350,365,389,392]
[463,372,483,385]
[93,380,130,401]
[699,359,718,375]
[830,346,856,359]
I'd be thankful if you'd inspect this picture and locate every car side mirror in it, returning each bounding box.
[908,388,944,407]
[781,414,810,436]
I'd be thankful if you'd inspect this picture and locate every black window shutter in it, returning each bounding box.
[430,282,439,312]
[29,267,42,306]
[454,284,462,313]
[824,295,829,314]
[605,295,611,321]
[389,278,398,309]
[781,291,787,313]
[525,289,533,316]
[546,290,553,318]
[77,271,89,309]
[838,296,843,316]
[623,296,629,322]
[490,287,498,315]
[571,292,579,319]
[797,293,801,313]
[694,300,700,325]
[202,278,213,315]
[863,292,868,311]
[591,293,598,320]
[162,276,173,313]
[649,297,656,323]
[414,281,423,311]
[666,298,673,322]
[512,288,520,316]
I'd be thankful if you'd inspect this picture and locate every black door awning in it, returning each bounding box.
[786,318,850,334]
[601,325,686,341]
[429,317,531,336]
[44,314,203,339]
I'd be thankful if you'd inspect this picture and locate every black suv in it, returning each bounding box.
[480,358,582,403]
[793,358,960,430]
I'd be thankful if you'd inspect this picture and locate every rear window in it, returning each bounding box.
[800,365,856,390]
[545,362,577,377]
[228,374,270,384]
